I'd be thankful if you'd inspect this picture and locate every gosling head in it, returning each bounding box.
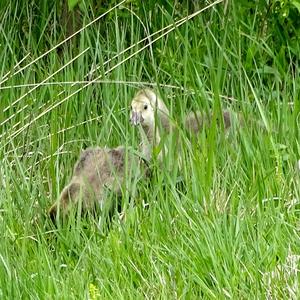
[130,89,168,128]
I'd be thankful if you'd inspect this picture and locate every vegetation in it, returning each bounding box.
[0,0,300,298]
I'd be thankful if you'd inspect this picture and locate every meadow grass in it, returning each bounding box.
[0,1,300,299]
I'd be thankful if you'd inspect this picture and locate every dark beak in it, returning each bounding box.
[130,111,144,125]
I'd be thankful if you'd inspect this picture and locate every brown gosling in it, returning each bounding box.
[48,146,141,220]
[130,88,241,160]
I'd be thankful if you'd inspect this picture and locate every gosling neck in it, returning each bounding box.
[139,123,160,160]
[139,107,174,161]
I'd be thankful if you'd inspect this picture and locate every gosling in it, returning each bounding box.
[130,88,171,161]
[48,146,142,220]
[130,88,239,159]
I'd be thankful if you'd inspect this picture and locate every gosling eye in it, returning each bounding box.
[144,104,148,110]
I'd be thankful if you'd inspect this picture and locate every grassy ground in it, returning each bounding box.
[1,1,300,298]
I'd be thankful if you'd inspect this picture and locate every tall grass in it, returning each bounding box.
[0,0,299,298]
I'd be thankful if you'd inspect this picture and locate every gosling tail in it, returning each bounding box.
[48,182,81,221]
